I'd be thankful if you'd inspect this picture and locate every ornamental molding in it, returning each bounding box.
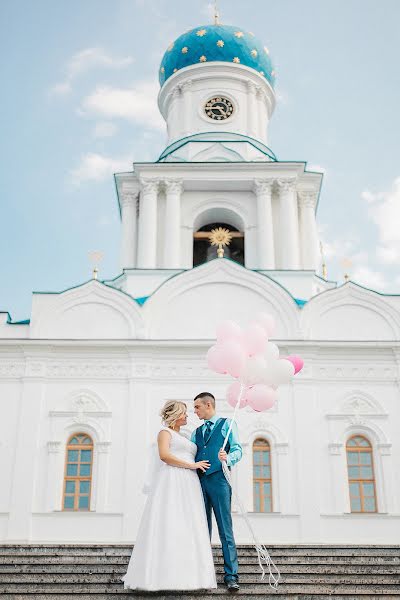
[298,191,317,209]
[47,441,62,454]
[0,362,25,378]
[46,361,129,379]
[97,441,112,454]
[276,178,297,193]
[253,178,274,195]
[120,191,139,209]
[164,179,184,195]
[140,179,160,195]
[326,391,388,420]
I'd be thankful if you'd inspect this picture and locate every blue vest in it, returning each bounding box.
[195,418,230,477]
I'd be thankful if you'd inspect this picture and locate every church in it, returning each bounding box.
[1,16,400,550]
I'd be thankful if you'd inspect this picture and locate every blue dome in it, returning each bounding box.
[159,24,275,87]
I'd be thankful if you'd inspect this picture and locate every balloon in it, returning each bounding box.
[222,341,247,378]
[266,359,295,386]
[247,384,277,412]
[257,312,276,336]
[240,355,267,386]
[242,323,268,357]
[264,342,279,361]
[285,355,304,374]
[226,381,249,409]
[206,344,228,374]
[216,320,242,343]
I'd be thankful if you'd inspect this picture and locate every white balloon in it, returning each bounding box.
[267,359,295,386]
[240,355,267,385]
[264,342,279,361]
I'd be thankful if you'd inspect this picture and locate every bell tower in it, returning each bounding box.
[112,20,326,302]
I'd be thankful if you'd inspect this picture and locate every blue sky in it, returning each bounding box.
[1,0,400,320]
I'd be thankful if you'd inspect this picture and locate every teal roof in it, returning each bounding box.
[160,24,275,87]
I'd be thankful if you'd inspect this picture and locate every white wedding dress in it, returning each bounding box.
[122,427,217,591]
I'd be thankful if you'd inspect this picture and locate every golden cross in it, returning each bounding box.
[214,0,220,24]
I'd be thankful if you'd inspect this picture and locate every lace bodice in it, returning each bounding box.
[159,427,197,462]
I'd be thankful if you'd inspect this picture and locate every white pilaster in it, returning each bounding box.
[277,179,300,269]
[120,191,138,270]
[181,80,193,137]
[254,179,275,269]
[247,81,257,138]
[163,179,183,268]
[298,191,319,270]
[137,179,159,269]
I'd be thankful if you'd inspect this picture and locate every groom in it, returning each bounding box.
[192,392,242,592]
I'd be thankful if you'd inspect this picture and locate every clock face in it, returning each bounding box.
[204,97,234,121]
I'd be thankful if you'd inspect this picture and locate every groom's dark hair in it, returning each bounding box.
[194,392,216,408]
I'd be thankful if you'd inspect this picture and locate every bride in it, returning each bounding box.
[122,400,217,591]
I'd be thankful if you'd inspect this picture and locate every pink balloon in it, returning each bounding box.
[226,381,249,409]
[206,344,228,374]
[242,323,268,357]
[257,312,276,336]
[285,355,304,374]
[247,384,277,412]
[216,320,242,343]
[221,341,247,378]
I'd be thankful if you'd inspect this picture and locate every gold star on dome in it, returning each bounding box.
[259,71,265,77]
[173,68,178,72]
[167,42,174,51]
[199,55,207,62]
[217,39,224,47]
[264,46,270,55]
[160,66,165,73]
[234,31,244,38]
[233,57,240,63]
[251,49,258,57]
[196,29,207,37]
[182,46,188,54]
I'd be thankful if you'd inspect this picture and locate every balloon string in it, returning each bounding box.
[221,380,281,592]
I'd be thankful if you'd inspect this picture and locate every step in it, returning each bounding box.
[1,582,400,594]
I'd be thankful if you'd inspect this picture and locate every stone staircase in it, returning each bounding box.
[0,544,399,599]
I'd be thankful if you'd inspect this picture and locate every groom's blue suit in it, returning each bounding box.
[192,417,242,584]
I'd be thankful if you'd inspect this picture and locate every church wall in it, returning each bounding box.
[1,341,399,543]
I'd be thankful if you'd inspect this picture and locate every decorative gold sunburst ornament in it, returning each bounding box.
[209,227,233,258]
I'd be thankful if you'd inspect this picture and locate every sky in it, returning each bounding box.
[1,0,400,320]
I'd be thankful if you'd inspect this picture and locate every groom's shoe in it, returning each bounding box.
[226,580,240,593]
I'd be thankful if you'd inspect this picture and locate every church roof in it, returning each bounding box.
[159,24,275,87]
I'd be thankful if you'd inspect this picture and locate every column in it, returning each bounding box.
[254,179,275,269]
[246,81,257,138]
[120,190,138,270]
[171,85,184,139]
[163,179,183,268]
[181,80,193,137]
[137,179,159,269]
[7,357,45,540]
[277,179,300,269]
[298,191,319,270]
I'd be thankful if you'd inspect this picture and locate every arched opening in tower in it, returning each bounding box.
[193,222,245,267]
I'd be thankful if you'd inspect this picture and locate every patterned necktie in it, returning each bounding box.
[204,420,213,442]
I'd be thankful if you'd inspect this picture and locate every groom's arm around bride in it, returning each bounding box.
[191,392,242,593]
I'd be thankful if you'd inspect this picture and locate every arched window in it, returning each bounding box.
[346,435,377,513]
[193,222,245,267]
[63,433,93,511]
[253,438,272,512]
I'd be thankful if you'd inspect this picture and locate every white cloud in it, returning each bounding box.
[80,81,164,130]
[69,152,131,185]
[363,177,400,265]
[92,121,118,138]
[50,47,134,95]
[351,266,387,291]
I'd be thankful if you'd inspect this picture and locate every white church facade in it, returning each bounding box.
[1,20,400,546]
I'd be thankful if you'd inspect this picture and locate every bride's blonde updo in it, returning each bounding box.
[160,400,187,428]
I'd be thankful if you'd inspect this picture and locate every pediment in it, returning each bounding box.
[30,280,144,339]
[144,258,300,339]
